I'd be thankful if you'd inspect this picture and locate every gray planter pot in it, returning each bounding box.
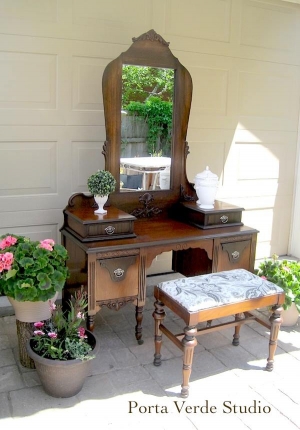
[26,330,98,398]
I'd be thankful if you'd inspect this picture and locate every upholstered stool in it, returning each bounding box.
[153,269,285,398]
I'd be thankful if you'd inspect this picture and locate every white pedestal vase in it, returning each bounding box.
[194,166,219,209]
[94,195,108,214]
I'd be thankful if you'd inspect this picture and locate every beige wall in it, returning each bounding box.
[0,0,300,274]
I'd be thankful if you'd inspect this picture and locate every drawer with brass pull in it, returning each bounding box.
[63,206,136,241]
[179,201,244,229]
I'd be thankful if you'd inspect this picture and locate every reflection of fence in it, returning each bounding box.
[121,115,149,158]
[121,115,148,138]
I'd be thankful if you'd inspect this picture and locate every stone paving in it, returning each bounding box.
[0,274,299,429]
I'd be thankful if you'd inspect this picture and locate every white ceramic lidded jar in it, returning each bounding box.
[194,166,219,209]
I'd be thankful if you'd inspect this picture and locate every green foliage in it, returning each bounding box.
[31,288,95,361]
[126,97,173,156]
[256,254,300,311]
[122,65,174,107]
[87,169,116,197]
[0,234,69,302]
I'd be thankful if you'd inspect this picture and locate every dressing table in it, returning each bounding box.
[61,30,258,344]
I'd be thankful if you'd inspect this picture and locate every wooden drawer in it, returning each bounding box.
[179,201,244,229]
[64,206,136,242]
[216,240,252,272]
[95,254,139,302]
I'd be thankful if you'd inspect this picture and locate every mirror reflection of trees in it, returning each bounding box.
[121,65,174,157]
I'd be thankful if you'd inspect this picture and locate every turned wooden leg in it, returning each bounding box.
[181,325,197,398]
[232,313,244,346]
[153,299,166,366]
[87,314,95,331]
[266,305,283,371]
[135,305,144,345]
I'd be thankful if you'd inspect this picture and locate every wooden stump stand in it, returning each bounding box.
[16,320,36,368]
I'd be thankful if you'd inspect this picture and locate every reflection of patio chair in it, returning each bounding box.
[121,168,161,190]
[120,173,143,190]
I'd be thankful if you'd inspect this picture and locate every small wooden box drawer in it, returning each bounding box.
[180,201,244,229]
[63,206,136,241]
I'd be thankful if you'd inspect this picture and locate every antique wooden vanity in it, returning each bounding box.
[61,30,258,343]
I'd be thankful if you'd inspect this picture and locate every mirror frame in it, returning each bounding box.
[102,29,193,214]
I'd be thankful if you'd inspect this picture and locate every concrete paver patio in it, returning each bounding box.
[0,274,299,429]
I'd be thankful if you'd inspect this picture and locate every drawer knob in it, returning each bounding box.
[105,225,115,235]
[220,215,228,223]
[231,251,240,260]
[114,268,125,278]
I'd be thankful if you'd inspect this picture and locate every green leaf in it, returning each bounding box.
[5,269,17,280]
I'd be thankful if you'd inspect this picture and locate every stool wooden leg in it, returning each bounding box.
[153,299,165,366]
[232,313,244,346]
[181,325,197,398]
[266,305,283,371]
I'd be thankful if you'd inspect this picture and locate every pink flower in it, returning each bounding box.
[49,302,56,311]
[78,327,87,339]
[0,252,14,272]
[261,276,267,280]
[34,321,44,328]
[39,239,55,251]
[33,330,45,336]
[48,332,57,339]
[0,236,17,250]
[77,311,85,320]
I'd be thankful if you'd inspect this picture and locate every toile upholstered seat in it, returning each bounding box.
[153,269,285,398]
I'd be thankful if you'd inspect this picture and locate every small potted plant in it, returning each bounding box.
[0,233,69,366]
[256,254,300,326]
[87,169,116,214]
[26,288,98,398]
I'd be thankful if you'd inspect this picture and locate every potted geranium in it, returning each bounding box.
[26,288,98,398]
[0,233,69,366]
[256,254,300,326]
[87,169,116,214]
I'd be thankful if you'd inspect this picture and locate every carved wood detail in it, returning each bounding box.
[131,193,162,218]
[139,252,147,302]
[88,260,96,312]
[132,29,169,46]
[180,184,195,202]
[97,296,137,311]
[96,249,139,259]
[219,235,252,243]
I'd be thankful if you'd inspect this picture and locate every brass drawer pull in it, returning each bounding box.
[232,251,240,260]
[114,268,125,278]
[105,225,115,235]
[220,215,228,223]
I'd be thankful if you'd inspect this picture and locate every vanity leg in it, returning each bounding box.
[135,305,144,345]
[87,314,95,332]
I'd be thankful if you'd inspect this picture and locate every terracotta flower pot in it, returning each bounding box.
[26,330,98,398]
